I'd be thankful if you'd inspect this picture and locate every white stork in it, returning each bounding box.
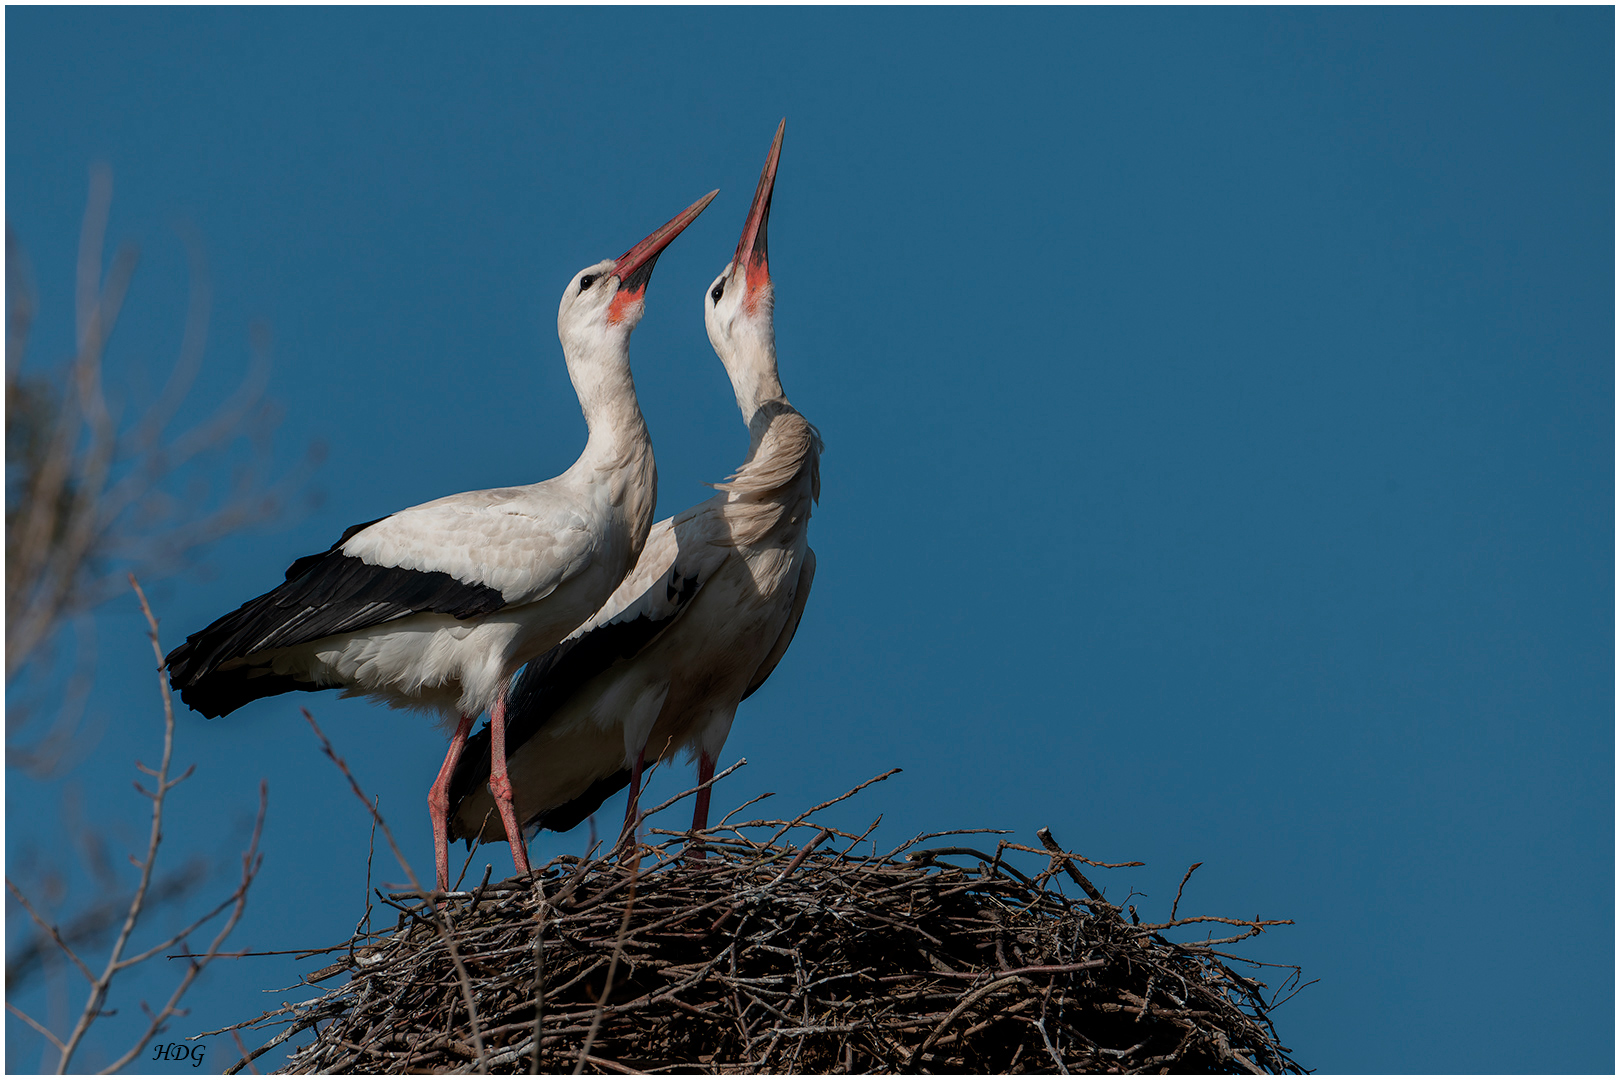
[446,120,820,848]
[165,190,718,889]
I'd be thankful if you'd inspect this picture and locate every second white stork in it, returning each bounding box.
[446,120,820,848]
[165,190,718,889]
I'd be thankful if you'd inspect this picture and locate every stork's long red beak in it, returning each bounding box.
[735,120,785,304]
[612,189,719,306]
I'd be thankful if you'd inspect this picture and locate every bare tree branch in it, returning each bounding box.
[18,577,269,1074]
[7,168,300,1074]
[6,167,316,777]
[53,576,183,1072]
[98,780,266,1075]
[4,878,97,985]
[7,860,207,990]
[7,1000,67,1053]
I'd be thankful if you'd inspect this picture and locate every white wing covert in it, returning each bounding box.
[561,498,731,643]
[342,486,598,606]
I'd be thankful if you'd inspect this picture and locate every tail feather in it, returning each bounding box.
[164,516,505,718]
[172,664,324,720]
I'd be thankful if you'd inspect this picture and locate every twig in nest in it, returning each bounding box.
[1173,862,1203,921]
[239,776,1307,1076]
[300,707,491,1074]
[573,854,639,1074]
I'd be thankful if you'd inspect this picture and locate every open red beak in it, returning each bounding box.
[735,120,785,303]
[611,189,719,308]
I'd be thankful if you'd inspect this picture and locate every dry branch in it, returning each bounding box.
[7,167,315,776]
[5,577,268,1074]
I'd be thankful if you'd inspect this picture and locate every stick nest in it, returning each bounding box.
[221,777,1307,1074]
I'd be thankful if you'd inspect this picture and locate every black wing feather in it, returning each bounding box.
[280,516,387,582]
[444,569,700,837]
[166,518,507,718]
[537,769,632,834]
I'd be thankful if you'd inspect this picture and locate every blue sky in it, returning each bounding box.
[6,7,1612,1073]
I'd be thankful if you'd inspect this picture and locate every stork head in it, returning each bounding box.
[705,120,784,364]
[558,189,718,355]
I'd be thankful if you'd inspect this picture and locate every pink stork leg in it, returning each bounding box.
[619,747,647,847]
[428,715,475,892]
[692,752,717,832]
[683,751,716,861]
[487,684,532,877]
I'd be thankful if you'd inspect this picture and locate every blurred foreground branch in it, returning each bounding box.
[6,164,318,776]
[4,577,268,1074]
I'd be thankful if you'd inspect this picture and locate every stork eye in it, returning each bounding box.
[579,274,599,292]
[710,281,725,304]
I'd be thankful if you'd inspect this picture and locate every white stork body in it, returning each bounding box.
[449,408,819,841]
[166,191,717,887]
[448,121,818,843]
[249,431,656,721]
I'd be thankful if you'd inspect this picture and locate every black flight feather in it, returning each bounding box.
[166,517,507,719]
[444,568,700,838]
[538,769,632,836]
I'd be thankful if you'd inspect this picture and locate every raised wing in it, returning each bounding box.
[741,547,816,701]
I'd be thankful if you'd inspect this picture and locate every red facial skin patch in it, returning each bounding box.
[744,258,770,316]
[608,285,645,325]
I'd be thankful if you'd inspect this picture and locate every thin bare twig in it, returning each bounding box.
[300,707,491,1073]
[769,767,902,844]
[1172,862,1203,921]
[5,877,97,984]
[1036,826,1117,918]
[53,576,185,1072]
[99,780,267,1074]
[15,578,267,1073]
[998,840,1145,869]
[7,859,208,989]
[229,1027,261,1075]
[7,1000,67,1052]
[635,758,750,824]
